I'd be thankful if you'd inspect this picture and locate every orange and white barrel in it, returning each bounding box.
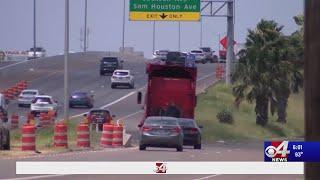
[11,113,19,129]
[77,123,90,148]
[39,112,51,127]
[100,124,113,147]
[112,125,123,147]
[21,124,36,151]
[54,123,68,148]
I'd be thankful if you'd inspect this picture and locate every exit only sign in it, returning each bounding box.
[129,0,200,21]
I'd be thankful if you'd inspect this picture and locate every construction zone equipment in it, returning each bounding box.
[21,124,35,151]
[54,122,68,148]
[39,112,51,127]
[100,123,113,147]
[215,64,225,80]
[77,123,90,148]
[10,113,19,129]
[112,125,123,147]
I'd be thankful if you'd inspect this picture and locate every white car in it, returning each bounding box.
[190,50,206,63]
[111,70,134,89]
[30,95,58,116]
[152,50,169,60]
[27,47,46,60]
[18,89,39,107]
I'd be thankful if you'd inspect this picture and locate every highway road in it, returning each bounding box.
[0,53,302,180]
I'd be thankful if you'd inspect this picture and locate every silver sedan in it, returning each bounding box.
[139,116,184,152]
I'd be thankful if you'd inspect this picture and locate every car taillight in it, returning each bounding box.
[189,128,198,134]
[142,126,152,132]
[172,127,181,133]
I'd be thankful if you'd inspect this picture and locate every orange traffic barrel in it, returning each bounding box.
[77,123,90,148]
[39,112,51,127]
[47,110,56,120]
[54,122,68,148]
[112,125,123,147]
[11,113,19,129]
[21,124,36,151]
[100,123,113,147]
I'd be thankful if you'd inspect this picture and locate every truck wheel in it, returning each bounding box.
[176,146,183,152]
[194,144,202,149]
[139,145,146,151]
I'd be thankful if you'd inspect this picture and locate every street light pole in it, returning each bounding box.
[200,18,203,47]
[33,0,36,59]
[122,0,126,52]
[178,21,181,51]
[84,0,87,52]
[152,21,156,53]
[64,0,70,122]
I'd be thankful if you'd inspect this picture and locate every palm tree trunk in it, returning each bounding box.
[255,95,269,126]
[276,94,289,123]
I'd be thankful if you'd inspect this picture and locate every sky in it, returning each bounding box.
[0,0,303,57]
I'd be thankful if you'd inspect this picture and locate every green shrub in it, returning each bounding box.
[217,109,234,124]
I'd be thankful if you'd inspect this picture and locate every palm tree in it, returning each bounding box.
[232,19,288,126]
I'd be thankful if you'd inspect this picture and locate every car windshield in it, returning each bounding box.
[191,50,202,54]
[145,118,178,126]
[201,48,211,52]
[178,119,196,127]
[114,71,129,76]
[90,110,109,117]
[102,57,118,62]
[71,92,87,98]
[30,47,44,51]
[22,91,37,95]
[158,50,169,55]
[34,97,52,104]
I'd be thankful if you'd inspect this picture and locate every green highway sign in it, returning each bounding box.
[129,0,201,21]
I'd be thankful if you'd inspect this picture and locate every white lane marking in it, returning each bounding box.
[0,61,29,70]
[1,174,68,180]
[116,110,144,125]
[192,174,222,180]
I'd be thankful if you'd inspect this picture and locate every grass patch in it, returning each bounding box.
[196,83,304,142]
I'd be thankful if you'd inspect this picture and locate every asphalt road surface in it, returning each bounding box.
[0,53,303,180]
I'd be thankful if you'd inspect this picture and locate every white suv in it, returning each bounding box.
[190,50,206,63]
[111,70,134,89]
[27,47,46,60]
[18,89,39,107]
[30,95,58,116]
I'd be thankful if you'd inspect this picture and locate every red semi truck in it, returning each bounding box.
[137,57,197,126]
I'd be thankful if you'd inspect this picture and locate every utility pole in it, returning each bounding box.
[200,18,203,47]
[152,21,156,53]
[84,0,88,52]
[64,0,69,122]
[178,21,181,51]
[305,0,320,179]
[226,0,234,84]
[122,0,126,52]
[33,0,36,59]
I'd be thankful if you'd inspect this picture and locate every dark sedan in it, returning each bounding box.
[69,92,94,108]
[178,118,202,149]
[139,116,184,152]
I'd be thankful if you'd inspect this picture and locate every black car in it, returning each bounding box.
[100,57,123,75]
[178,118,203,149]
[69,91,94,108]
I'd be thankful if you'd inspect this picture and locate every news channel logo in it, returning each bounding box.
[265,141,290,162]
[154,162,167,173]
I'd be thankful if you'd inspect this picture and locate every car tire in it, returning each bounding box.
[130,82,135,89]
[202,60,206,64]
[111,84,116,89]
[18,104,22,107]
[139,145,146,151]
[100,71,104,76]
[88,104,94,109]
[176,146,183,152]
[194,144,202,149]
